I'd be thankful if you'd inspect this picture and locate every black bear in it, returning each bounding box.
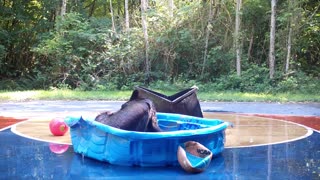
[95,98,161,132]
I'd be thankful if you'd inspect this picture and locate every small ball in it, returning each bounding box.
[49,143,69,154]
[49,117,69,136]
[177,141,213,173]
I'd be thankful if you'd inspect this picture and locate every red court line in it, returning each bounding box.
[0,116,28,129]
[242,114,320,131]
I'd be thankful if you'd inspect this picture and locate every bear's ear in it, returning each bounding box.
[144,99,150,108]
[129,90,139,101]
[96,111,113,118]
[143,99,154,110]
[106,111,114,116]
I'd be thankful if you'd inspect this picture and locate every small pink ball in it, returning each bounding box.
[49,143,69,154]
[49,118,69,136]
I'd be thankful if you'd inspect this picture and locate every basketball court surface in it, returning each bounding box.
[1,101,319,179]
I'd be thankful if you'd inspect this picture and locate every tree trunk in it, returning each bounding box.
[201,0,214,78]
[110,0,116,34]
[269,0,277,79]
[168,0,174,18]
[235,0,242,76]
[285,22,292,73]
[285,0,294,73]
[89,0,96,17]
[247,26,254,62]
[103,1,107,15]
[61,0,67,17]
[141,0,150,83]
[125,0,130,32]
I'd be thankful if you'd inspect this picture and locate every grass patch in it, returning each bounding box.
[0,90,319,102]
[197,91,320,102]
[0,90,132,101]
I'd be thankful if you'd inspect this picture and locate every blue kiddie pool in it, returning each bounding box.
[64,113,229,167]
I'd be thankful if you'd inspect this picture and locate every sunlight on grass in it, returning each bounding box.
[0,91,42,101]
[197,91,320,102]
[13,90,141,101]
[0,90,319,102]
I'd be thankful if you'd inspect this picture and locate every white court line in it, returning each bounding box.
[225,118,314,148]
[10,120,71,145]
[0,126,11,132]
[4,115,319,148]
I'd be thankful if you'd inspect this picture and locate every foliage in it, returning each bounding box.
[210,64,272,93]
[0,0,319,94]
[295,0,320,76]
[0,0,57,77]
[33,13,113,89]
[275,72,320,93]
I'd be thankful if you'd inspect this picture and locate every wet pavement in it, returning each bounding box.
[0,101,320,179]
[1,128,319,179]
[1,101,320,118]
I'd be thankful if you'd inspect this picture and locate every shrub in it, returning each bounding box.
[276,72,320,94]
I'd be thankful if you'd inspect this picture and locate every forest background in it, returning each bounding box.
[0,0,319,96]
